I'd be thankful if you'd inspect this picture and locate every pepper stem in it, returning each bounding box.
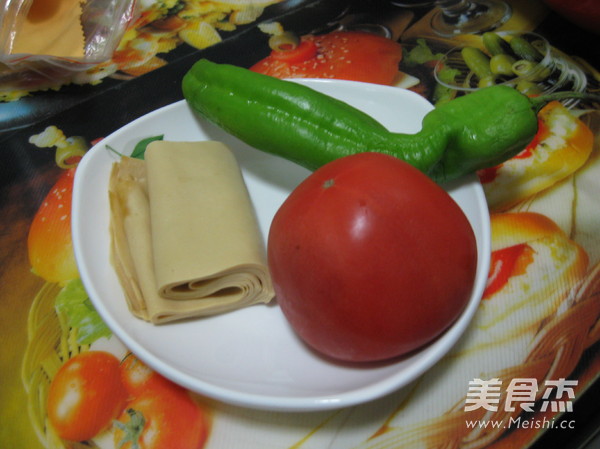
[530,91,600,112]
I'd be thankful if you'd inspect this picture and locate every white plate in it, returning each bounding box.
[72,79,490,412]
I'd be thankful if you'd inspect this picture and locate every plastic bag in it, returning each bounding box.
[0,0,137,74]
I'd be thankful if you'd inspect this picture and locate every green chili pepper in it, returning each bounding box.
[181,59,588,183]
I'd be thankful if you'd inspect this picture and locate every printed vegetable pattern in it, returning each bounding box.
[27,167,79,285]
[478,100,594,211]
[436,31,587,101]
[250,31,403,85]
[14,4,600,449]
[114,354,210,449]
[47,351,128,442]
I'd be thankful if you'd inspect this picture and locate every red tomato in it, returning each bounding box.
[113,387,209,449]
[120,352,186,397]
[47,351,128,441]
[268,153,477,362]
[250,31,402,85]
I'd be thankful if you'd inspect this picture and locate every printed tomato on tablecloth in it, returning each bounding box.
[250,30,403,85]
[27,169,79,284]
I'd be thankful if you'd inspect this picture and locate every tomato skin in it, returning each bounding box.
[268,153,477,362]
[114,388,209,449]
[47,351,128,441]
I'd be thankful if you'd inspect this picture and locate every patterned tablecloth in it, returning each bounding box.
[1,1,599,448]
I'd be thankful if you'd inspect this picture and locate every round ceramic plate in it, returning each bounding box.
[72,79,491,412]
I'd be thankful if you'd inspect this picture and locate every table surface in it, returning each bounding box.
[2,1,600,448]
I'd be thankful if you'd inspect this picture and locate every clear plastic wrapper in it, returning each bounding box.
[0,0,137,91]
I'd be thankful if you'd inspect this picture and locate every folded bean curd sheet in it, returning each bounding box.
[109,141,274,324]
